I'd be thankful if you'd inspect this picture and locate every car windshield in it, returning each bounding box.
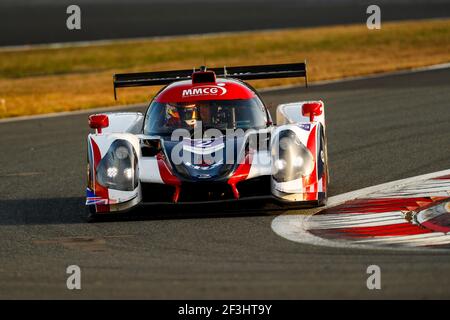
[143,98,268,135]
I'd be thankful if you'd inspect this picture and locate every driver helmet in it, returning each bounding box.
[165,104,181,126]
[183,105,201,128]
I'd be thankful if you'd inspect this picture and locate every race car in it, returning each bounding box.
[86,62,328,218]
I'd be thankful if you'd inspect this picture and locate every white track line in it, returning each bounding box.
[1,62,449,124]
[271,169,450,252]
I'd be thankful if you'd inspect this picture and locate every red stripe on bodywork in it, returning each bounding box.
[304,124,317,199]
[228,153,252,199]
[90,137,109,212]
[157,153,181,202]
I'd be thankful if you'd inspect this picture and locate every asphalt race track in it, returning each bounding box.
[0,67,449,299]
[1,0,450,46]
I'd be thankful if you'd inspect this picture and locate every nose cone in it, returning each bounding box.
[175,159,234,181]
[165,137,242,181]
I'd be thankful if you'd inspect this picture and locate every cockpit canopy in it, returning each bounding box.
[144,97,269,135]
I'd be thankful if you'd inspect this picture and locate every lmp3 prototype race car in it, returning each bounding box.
[86,62,328,217]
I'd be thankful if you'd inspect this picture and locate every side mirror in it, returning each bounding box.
[302,102,323,122]
[89,114,109,133]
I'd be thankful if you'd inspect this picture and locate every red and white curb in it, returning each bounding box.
[272,169,450,250]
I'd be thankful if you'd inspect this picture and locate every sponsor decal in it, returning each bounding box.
[85,188,116,205]
[298,123,311,131]
[86,188,106,205]
[196,174,212,179]
[182,84,227,98]
[182,138,225,155]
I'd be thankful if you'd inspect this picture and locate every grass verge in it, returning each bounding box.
[0,19,449,118]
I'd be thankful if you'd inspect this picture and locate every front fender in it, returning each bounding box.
[86,133,141,213]
[270,122,327,204]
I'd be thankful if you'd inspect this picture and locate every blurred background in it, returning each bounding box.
[1,0,449,46]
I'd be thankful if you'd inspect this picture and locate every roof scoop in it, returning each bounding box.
[192,69,216,84]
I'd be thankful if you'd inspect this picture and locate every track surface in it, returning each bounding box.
[1,0,450,46]
[0,68,449,298]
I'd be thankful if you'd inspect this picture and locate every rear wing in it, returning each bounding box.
[113,62,307,99]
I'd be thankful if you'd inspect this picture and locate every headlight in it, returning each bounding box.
[271,130,314,183]
[115,146,129,160]
[292,156,304,168]
[123,168,133,179]
[107,167,118,178]
[96,140,138,191]
[273,159,287,173]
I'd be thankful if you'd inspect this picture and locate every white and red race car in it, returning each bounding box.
[86,62,328,218]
